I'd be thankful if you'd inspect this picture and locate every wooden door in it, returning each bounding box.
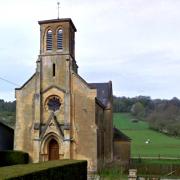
[48,139,59,160]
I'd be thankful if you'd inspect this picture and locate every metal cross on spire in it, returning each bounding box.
[57,2,60,19]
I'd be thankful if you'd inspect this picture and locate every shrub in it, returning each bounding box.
[0,160,87,180]
[0,150,29,167]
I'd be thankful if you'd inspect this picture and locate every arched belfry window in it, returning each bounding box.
[57,29,63,50]
[46,30,53,50]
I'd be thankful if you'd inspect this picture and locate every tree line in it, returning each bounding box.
[0,99,16,112]
[113,96,180,136]
[1,97,180,136]
[0,99,16,127]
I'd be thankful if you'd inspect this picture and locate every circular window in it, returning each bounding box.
[46,96,61,112]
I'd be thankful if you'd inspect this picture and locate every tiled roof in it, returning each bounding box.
[0,121,14,131]
[89,81,112,108]
[113,127,131,141]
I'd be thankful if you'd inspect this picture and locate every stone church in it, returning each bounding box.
[14,18,113,171]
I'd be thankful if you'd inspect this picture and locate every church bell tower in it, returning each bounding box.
[33,18,78,161]
[39,19,76,57]
[38,18,78,79]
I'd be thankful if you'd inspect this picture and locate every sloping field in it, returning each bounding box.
[113,113,180,158]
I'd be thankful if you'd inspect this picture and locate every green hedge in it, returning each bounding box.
[131,158,180,165]
[0,150,29,167]
[130,158,180,176]
[0,160,87,180]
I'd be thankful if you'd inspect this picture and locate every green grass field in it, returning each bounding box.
[113,113,180,158]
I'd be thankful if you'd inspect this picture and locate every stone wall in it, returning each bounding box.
[14,74,36,161]
[96,103,105,170]
[72,73,98,172]
[113,140,131,164]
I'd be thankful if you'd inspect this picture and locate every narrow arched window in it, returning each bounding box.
[53,63,55,77]
[46,30,53,50]
[57,29,63,50]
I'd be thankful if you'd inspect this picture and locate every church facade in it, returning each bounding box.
[14,18,113,171]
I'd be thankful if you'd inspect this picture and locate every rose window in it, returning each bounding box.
[46,96,61,111]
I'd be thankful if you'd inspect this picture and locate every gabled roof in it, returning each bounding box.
[15,73,36,90]
[40,112,64,139]
[89,81,112,108]
[113,127,131,141]
[0,121,14,132]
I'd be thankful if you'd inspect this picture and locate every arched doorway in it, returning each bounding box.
[48,139,59,160]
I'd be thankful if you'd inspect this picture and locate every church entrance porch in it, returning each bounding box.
[40,132,63,162]
[48,139,59,160]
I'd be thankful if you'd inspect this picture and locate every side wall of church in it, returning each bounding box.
[95,101,113,169]
[71,73,98,172]
[104,108,113,162]
[96,103,105,170]
[14,75,37,162]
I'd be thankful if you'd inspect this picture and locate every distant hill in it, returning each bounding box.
[0,99,15,128]
[113,96,180,136]
[114,113,180,158]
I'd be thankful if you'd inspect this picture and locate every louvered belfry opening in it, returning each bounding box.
[48,139,59,160]
[46,30,53,50]
[57,29,63,50]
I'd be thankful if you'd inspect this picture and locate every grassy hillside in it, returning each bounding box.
[113,113,180,158]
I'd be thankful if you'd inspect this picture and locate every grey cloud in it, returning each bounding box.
[1,0,180,100]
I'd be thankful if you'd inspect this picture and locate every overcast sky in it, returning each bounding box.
[1,0,180,101]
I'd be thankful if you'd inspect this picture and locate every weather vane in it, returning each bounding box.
[57,2,60,19]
